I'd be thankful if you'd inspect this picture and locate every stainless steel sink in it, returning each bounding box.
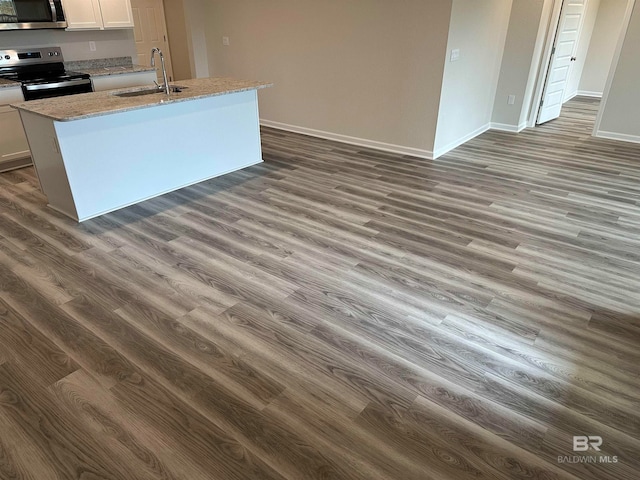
[113,85,187,98]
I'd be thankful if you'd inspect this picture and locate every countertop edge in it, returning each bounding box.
[11,80,273,122]
[78,66,157,77]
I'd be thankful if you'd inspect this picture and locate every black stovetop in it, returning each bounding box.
[0,63,89,85]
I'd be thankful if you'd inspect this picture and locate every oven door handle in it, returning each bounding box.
[24,79,92,91]
[49,0,59,22]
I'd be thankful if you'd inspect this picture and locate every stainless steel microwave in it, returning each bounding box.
[0,0,67,30]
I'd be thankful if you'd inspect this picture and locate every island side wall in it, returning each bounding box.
[23,89,263,222]
[19,111,80,220]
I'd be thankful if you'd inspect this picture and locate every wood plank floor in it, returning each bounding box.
[0,96,639,479]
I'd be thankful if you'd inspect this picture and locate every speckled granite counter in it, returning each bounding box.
[65,57,155,77]
[11,77,272,121]
[0,78,18,88]
[79,65,156,77]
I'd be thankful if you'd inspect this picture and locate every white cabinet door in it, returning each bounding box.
[0,105,30,165]
[62,0,104,30]
[99,0,134,29]
[63,0,133,30]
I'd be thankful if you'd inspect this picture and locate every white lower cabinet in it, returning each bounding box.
[0,88,30,171]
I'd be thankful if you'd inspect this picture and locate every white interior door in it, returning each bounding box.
[537,0,588,124]
[130,0,173,83]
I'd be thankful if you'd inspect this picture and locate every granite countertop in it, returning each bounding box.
[65,57,155,77]
[0,78,19,89]
[11,77,272,121]
[77,65,156,77]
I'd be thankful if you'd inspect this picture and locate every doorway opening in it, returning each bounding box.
[532,0,631,129]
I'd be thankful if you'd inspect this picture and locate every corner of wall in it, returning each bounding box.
[434,0,512,156]
[433,123,492,159]
[492,0,549,132]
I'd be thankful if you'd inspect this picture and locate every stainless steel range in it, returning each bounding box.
[0,46,93,100]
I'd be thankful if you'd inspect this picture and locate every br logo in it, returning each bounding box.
[573,436,603,452]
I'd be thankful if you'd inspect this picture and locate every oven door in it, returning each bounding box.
[0,0,66,29]
[22,78,93,101]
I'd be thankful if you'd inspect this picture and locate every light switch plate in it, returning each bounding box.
[450,49,460,62]
[222,36,230,46]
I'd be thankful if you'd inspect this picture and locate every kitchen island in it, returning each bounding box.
[11,77,271,222]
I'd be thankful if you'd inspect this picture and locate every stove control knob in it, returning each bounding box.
[4,55,9,60]
[48,52,54,56]
[54,52,60,56]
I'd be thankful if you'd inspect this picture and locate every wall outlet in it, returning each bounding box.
[450,48,460,62]
[222,36,230,46]
[508,95,516,105]
[89,41,96,52]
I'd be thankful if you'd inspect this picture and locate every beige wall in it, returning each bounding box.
[0,29,136,62]
[564,0,600,101]
[492,0,546,129]
[597,0,640,139]
[580,0,628,94]
[184,0,209,78]
[434,0,512,155]
[203,0,453,156]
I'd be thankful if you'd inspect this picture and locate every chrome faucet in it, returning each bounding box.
[150,48,170,96]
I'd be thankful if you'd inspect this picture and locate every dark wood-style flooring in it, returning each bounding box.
[0,97,639,479]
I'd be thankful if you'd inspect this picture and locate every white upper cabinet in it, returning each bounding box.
[63,0,134,30]
[99,0,135,29]
[62,0,103,30]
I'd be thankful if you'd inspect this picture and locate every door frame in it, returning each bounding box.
[526,0,565,128]
[527,0,584,127]
[536,0,590,125]
[526,0,636,129]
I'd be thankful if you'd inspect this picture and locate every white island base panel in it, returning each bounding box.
[20,89,262,222]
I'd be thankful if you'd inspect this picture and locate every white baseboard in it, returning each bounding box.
[594,130,640,144]
[433,123,491,159]
[577,90,603,98]
[490,122,527,133]
[260,119,433,159]
[563,90,578,103]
